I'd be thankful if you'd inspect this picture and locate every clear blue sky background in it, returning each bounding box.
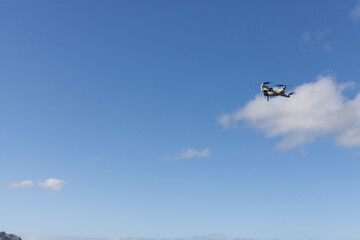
[1,1,360,240]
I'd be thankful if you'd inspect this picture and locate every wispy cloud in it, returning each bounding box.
[8,180,34,189]
[89,155,102,163]
[350,1,360,21]
[300,30,333,52]
[301,31,311,43]
[323,44,333,52]
[8,178,65,190]
[162,148,212,160]
[218,114,233,129]
[219,74,360,150]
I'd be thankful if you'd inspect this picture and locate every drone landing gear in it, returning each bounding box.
[267,95,269,102]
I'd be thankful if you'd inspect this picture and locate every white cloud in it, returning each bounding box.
[163,148,212,160]
[218,74,360,150]
[8,178,65,190]
[350,1,360,21]
[38,178,65,190]
[8,180,34,189]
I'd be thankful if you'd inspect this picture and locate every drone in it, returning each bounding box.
[261,82,294,101]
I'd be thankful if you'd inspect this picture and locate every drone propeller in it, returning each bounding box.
[254,82,271,86]
[275,84,286,87]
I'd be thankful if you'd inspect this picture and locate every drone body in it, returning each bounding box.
[261,82,294,101]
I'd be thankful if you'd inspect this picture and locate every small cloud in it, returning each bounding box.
[163,148,212,160]
[301,31,311,43]
[8,180,34,189]
[300,30,333,52]
[314,30,329,42]
[219,74,360,150]
[38,178,65,190]
[218,114,232,128]
[8,178,65,190]
[350,1,360,21]
[323,43,333,52]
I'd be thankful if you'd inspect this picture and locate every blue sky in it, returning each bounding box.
[2,1,360,240]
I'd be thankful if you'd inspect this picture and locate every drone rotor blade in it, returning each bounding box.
[263,81,271,85]
[275,84,285,87]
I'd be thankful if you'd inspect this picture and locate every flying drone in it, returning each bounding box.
[261,82,294,101]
